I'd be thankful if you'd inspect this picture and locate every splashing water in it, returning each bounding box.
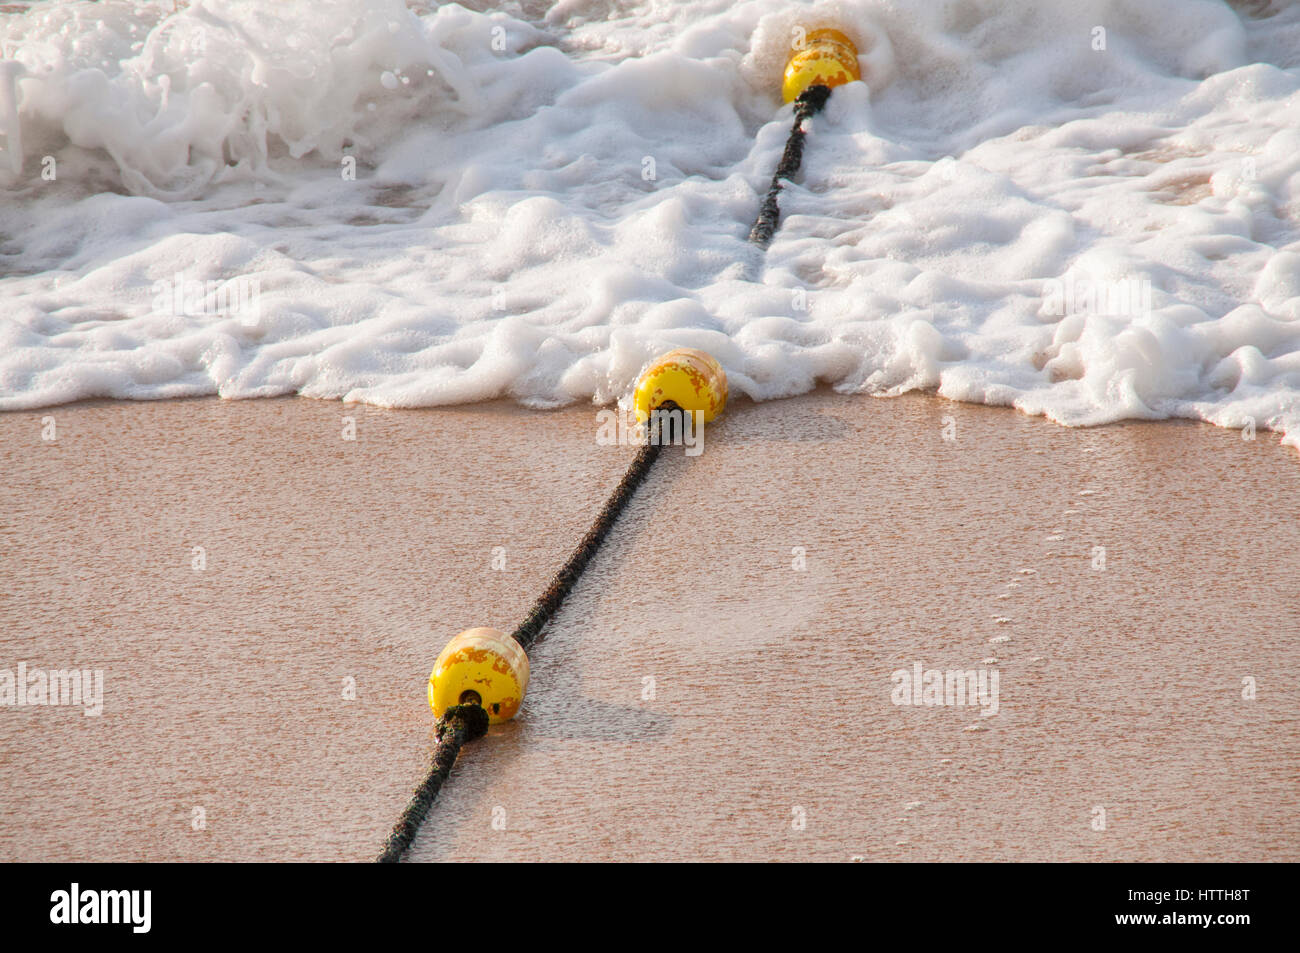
[1,0,1298,448]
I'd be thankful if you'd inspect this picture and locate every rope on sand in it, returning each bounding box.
[377,403,686,863]
[509,423,667,652]
[377,704,488,864]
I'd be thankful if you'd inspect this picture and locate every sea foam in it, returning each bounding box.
[1,0,1298,448]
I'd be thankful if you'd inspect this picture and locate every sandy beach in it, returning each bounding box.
[0,391,1296,862]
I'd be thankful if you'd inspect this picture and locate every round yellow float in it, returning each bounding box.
[782,28,861,103]
[428,627,529,724]
[632,347,728,424]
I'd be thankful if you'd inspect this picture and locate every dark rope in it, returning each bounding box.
[510,402,677,651]
[377,704,490,863]
[748,84,832,248]
[377,402,681,862]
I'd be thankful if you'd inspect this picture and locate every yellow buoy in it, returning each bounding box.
[632,347,728,424]
[428,627,529,725]
[782,28,861,103]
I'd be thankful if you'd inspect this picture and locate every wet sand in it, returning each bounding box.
[0,391,1296,862]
